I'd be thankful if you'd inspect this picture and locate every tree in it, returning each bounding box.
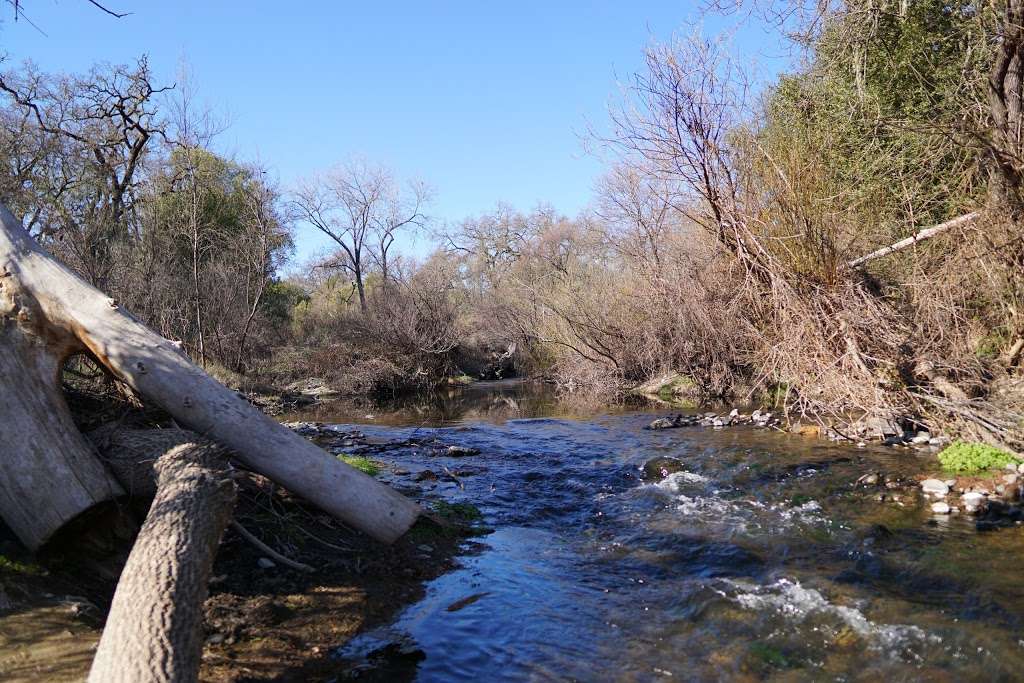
[293,159,428,312]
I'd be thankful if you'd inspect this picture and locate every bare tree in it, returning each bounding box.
[293,159,428,312]
[0,56,169,285]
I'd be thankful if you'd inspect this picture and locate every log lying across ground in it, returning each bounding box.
[87,441,236,683]
[0,203,420,546]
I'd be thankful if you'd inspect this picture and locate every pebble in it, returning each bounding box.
[920,479,950,497]
[257,557,276,569]
[931,501,951,514]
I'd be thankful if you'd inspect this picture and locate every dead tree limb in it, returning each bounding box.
[847,212,981,269]
[87,441,235,683]
[0,203,420,544]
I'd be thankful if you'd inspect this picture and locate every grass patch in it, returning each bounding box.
[338,454,381,476]
[937,440,1021,474]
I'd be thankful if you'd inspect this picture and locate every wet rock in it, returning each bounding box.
[642,456,686,480]
[931,501,951,514]
[257,557,276,569]
[910,431,932,445]
[647,417,677,430]
[961,491,985,514]
[414,470,439,482]
[920,479,949,497]
[445,445,481,457]
[856,472,880,486]
[857,415,902,439]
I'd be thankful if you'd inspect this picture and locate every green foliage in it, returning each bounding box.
[338,455,381,476]
[937,440,1021,473]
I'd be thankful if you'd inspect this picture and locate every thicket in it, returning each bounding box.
[3,2,1023,450]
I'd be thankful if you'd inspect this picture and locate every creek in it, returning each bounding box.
[286,380,1024,681]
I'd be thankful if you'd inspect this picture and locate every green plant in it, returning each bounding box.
[338,454,381,476]
[937,440,1021,474]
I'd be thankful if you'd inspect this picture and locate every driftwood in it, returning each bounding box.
[847,212,980,269]
[0,203,419,545]
[87,441,236,683]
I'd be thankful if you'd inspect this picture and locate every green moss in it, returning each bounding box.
[748,642,796,670]
[432,500,483,521]
[937,440,1020,474]
[338,455,381,476]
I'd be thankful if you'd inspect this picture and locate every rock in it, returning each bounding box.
[857,415,902,439]
[856,472,880,486]
[414,470,439,482]
[931,501,951,514]
[944,479,956,488]
[929,436,950,447]
[911,431,932,445]
[962,491,986,514]
[729,408,739,418]
[1017,462,1024,474]
[647,417,677,430]
[1007,462,1020,472]
[417,544,434,554]
[642,456,686,480]
[920,479,949,497]
[446,445,481,457]
[1004,474,1019,485]
[257,557,276,569]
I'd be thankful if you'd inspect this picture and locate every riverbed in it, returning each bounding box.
[289,380,1024,681]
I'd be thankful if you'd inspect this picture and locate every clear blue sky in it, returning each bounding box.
[0,1,786,263]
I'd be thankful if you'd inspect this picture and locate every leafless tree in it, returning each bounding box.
[293,159,429,312]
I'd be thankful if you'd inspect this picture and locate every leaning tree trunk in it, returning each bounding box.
[0,204,420,544]
[87,441,235,683]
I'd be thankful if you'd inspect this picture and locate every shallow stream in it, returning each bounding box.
[288,380,1024,682]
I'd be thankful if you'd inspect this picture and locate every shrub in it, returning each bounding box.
[937,441,1021,474]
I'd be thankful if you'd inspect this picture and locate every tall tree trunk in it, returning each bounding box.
[87,441,235,683]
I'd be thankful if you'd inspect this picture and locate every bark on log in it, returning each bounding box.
[0,204,419,543]
[847,212,980,269]
[0,244,123,550]
[87,441,235,683]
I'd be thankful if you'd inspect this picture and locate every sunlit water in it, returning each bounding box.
[288,380,1024,682]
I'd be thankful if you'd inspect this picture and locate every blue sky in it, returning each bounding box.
[1,1,787,263]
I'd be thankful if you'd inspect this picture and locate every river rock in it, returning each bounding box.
[446,445,481,457]
[962,492,986,514]
[642,456,686,480]
[910,431,932,445]
[920,479,949,497]
[931,501,951,514]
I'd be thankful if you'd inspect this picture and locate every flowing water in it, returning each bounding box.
[288,380,1024,682]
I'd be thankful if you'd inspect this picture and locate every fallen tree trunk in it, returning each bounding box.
[0,247,123,550]
[87,441,235,683]
[847,212,980,269]
[0,204,419,543]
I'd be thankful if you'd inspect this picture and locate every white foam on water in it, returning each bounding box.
[655,471,710,492]
[721,578,941,658]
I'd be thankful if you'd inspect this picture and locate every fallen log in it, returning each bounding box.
[0,204,420,543]
[847,212,980,269]
[87,441,236,683]
[0,247,123,550]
